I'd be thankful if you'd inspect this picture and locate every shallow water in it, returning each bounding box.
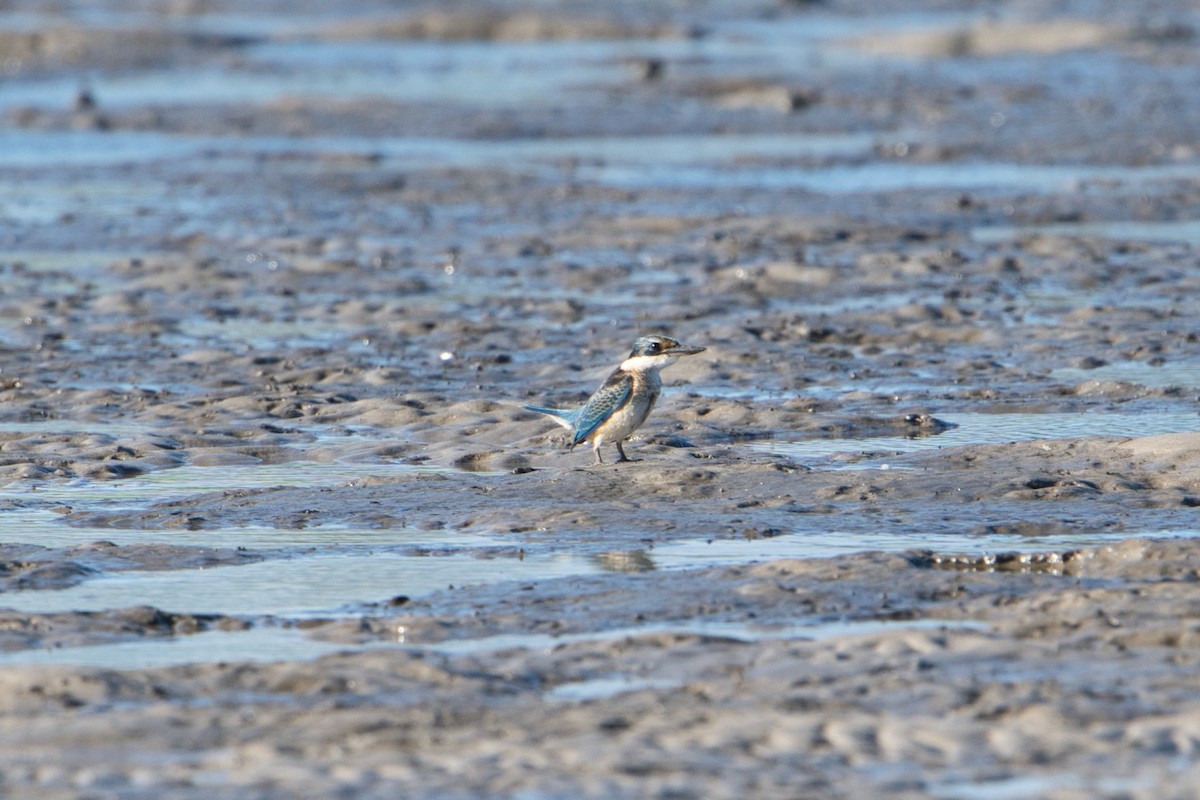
[2,1,1197,684]
[0,547,593,617]
[930,773,1150,800]
[427,617,988,657]
[0,131,209,167]
[0,44,617,110]
[12,114,1200,204]
[0,609,988,672]
[0,518,1159,623]
[0,404,1194,669]
[0,460,440,509]
[973,219,1200,245]
[751,411,1200,462]
[0,128,879,171]
[0,9,881,114]
[0,2,1196,794]
[0,625,363,670]
[1052,360,1200,389]
[582,160,1200,194]
[640,526,1177,566]
[0,506,1183,643]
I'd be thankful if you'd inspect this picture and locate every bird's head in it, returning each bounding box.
[622,335,706,371]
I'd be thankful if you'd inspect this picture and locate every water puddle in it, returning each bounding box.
[1052,360,1200,389]
[931,773,1149,800]
[0,8,984,117]
[434,618,988,660]
[0,11,883,115]
[0,131,206,168]
[973,219,1200,245]
[545,675,684,702]
[0,515,1172,618]
[0,514,1184,670]
[0,249,128,273]
[579,160,1200,194]
[0,612,985,672]
[0,625,358,670]
[0,408,1194,667]
[0,178,191,227]
[0,461,441,510]
[0,129,879,171]
[750,411,1200,462]
[0,532,887,619]
[0,39,634,111]
[14,121,1196,201]
[0,549,593,618]
[640,527,1164,567]
[252,39,654,107]
[0,420,156,437]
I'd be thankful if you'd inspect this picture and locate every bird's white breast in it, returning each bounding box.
[591,370,661,444]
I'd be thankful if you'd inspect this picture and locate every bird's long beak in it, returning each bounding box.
[665,344,706,356]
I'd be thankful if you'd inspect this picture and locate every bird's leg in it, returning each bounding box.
[615,442,633,463]
[593,446,604,465]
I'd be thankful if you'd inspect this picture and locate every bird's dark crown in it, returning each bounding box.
[629,335,680,357]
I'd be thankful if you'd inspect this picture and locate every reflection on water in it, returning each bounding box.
[974,219,1200,245]
[546,675,685,702]
[592,550,656,573]
[751,411,1200,461]
[419,618,988,657]
[1052,360,1200,389]
[580,160,1200,193]
[0,132,209,167]
[931,773,1149,800]
[10,129,1200,200]
[0,549,595,617]
[0,625,357,670]
[0,514,1187,668]
[0,13,857,113]
[0,410,1192,621]
[0,461,441,510]
[0,40,632,110]
[0,610,985,672]
[0,529,982,619]
[605,526,1179,574]
[0,129,878,170]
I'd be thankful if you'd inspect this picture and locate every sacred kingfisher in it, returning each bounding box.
[523,334,706,464]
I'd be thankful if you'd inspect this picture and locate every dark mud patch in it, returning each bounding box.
[0,27,255,77]
[314,9,681,42]
[0,605,247,652]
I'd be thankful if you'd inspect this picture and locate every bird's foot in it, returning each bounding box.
[614,443,640,463]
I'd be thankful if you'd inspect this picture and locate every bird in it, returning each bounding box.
[523,334,706,464]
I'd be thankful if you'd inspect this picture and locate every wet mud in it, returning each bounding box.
[2,0,1200,796]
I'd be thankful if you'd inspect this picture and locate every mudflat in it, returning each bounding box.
[2,0,1200,797]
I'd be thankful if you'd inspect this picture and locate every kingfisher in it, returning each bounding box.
[523,334,706,464]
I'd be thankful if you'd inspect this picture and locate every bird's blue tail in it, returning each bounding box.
[522,404,580,431]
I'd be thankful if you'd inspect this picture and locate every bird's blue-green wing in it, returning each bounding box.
[572,371,633,446]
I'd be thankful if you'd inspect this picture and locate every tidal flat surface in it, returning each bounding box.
[2,0,1200,797]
